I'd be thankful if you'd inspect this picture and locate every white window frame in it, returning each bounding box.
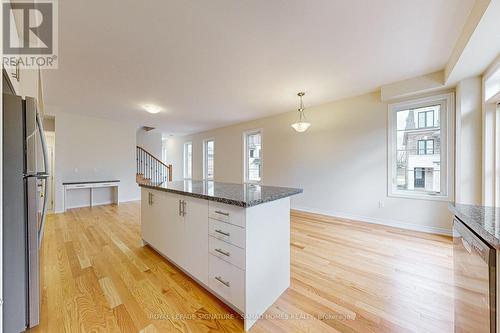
[243,129,263,184]
[161,137,168,163]
[387,93,454,201]
[183,141,192,179]
[203,138,215,180]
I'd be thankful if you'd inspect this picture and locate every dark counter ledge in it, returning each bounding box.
[139,180,303,208]
[63,180,120,185]
[449,203,500,249]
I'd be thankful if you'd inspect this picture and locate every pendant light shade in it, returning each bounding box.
[291,121,311,132]
[291,92,311,133]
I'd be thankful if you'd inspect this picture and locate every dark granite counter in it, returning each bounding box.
[139,180,302,207]
[449,203,500,249]
[63,180,120,185]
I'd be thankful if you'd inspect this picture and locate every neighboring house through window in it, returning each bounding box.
[162,137,168,163]
[183,142,192,179]
[244,130,262,183]
[203,139,214,180]
[388,93,454,200]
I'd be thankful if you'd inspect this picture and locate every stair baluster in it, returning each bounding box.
[136,146,172,185]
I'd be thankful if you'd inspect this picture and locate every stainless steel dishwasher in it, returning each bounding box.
[453,217,496,333]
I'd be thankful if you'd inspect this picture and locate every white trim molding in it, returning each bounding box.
[293,205,452,236]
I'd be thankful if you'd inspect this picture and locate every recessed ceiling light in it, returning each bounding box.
[143,104,162,114]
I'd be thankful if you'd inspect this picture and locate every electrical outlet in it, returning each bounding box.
[378,201,384,208]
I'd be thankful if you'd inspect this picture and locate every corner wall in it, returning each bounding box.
[136,129,162,159]
[455,77,482,205]
[167,92,453,234]
[53,112,140,212]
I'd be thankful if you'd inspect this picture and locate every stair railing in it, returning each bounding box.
[136,146,172,184]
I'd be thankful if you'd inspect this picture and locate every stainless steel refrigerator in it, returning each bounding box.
[2,93,49,332]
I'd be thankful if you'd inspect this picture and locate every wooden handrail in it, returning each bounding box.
[137,146,169,168]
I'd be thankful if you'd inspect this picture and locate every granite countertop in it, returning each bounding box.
[139,180,303,207]
[449,203,500,249]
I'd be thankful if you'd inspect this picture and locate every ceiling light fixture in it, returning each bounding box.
[143,104,162,114]
[291,92,311,133]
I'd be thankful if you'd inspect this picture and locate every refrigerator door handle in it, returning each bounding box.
[36,111,49,247]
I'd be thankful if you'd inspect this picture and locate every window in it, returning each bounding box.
[161,137,168,163]
[203,139,214,180]
[388,93,454,200]
[244,130,262,183]
[183,142,192,179]
[418,110,435,128]
[417,139,434,155]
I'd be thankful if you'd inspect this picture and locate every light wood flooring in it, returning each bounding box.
[31,202,454,333]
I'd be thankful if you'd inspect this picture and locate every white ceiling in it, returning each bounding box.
[43,0,475,135]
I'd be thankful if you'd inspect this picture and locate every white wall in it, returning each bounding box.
[136,129,162,159]
[53,112,140,212]
[166,92,453,234]
[455,76,482,205]
[482,56,500,206]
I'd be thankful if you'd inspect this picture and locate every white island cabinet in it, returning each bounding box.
[140,181,301,331]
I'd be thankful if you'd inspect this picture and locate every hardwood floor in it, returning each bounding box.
[31,202,453,333]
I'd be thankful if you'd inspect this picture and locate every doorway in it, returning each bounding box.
[45,131,55,212]
[414,167,425,188]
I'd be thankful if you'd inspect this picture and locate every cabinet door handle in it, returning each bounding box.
[215,276,230,287]
[214,229,230,237]
[215,248,230,257]
[182,200,186,216]
[215,210,229,216]
[178,199,182,216]
[148,193,151,205]
[150,193,154,205]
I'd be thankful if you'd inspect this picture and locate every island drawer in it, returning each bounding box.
[209,236,245,270]
[209,254,245,311]
[209,201,246,228]
[209,219,245,249]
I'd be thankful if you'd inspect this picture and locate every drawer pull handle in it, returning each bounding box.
[215,276,230,287]
[215,248,230,257]
[215,229,230,237]
[215,210,230,216]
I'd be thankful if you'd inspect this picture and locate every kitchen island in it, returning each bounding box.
[140,180,302,330]
[449,203,500,333]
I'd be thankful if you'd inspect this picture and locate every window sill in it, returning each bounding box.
[388,191,452,202]
[244,181,262,185]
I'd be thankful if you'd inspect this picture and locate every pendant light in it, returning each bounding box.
[291,92,311,133]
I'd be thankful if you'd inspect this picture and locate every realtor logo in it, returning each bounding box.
[2,0,58,68]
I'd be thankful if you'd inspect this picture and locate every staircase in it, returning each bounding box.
[136,146,172,185]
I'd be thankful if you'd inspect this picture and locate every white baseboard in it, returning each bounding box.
[292,205,452,236]
[53,198,141,214]
[119,197,141,203]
